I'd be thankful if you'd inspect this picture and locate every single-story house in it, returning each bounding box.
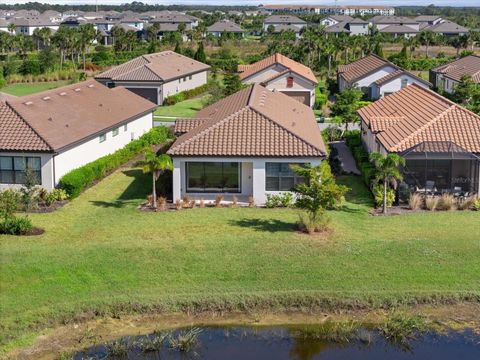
[263,15,306,37]
[337,54,431,99]
[0,80,156,191]
[320,15,353,27]
[207,20,245,38]
[167,84,327,205]
[324,17,369,36]
[95,51,210,105]
[358,84,480,195]
[426,21,468,36]
[414,15,443,27]
[238,53,318,108]
[429,55,480,93]
[378,24,419,38]
[370,16,420,32]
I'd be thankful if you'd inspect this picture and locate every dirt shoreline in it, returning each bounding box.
[5,303,480,360]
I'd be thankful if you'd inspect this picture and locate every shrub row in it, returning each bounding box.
[163,81,218,106]
[58,126,172,198]
[4,70,83,84]
[345,131,375,187]
[206,58,239,72]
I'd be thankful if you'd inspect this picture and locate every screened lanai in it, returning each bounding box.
[401,141,480,196]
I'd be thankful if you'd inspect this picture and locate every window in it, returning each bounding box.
[287,76,294,88]
[189,75,192,80]
[99,133,106,143]
[0,156,41,185]
[178,79,181,84]
[186,162,241,193]
[265,163,305,191]
[106,82,115,88]
[401,78,408,89]
[112,128,119,137]
[124,124,128,132]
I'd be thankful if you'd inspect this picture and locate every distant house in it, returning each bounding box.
[95,51,210,105]
[430,55,480,93]
[324,17,369,36]
[263,15,306,37]
[238,53,318,107]
[10,17,59,35]
[319,15,353,27]
[358,84,480,195]
[0,80,156,191]
[337,54,431,99]
[207,20,245,38]
[168,84,327,205]
[426,21,468,36]
[371,16,419,38]
[414,15,443,27]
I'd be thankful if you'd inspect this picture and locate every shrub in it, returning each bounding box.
[59,126,171,198]
[425,196,439,211]
[0,189,20,219]
[158,196,167,211]
[408,193,423,210]
[297,210,331,234]
[248,196,256,208]
[175,199,182,210]
[473,198,480,211]
[457,196,475,210]
[438,193,455,211]
[163,81,219,106]
[265,193,294,208]
[0,216,33,235]
[214,195,224,208]
[372,184,395,208]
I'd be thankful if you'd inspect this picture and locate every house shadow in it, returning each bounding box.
[90,169,150,208]
[229,218,296,233]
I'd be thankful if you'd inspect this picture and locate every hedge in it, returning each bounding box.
[59,126,172,199]
[163,81,218,106]
[345,131,375,187]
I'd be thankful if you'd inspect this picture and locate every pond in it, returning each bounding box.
[74,326,480,359]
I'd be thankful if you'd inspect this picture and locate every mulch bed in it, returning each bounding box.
[21,227,45,236]
[28,200,69,213]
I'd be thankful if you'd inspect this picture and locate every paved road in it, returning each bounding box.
[330,141,360,175]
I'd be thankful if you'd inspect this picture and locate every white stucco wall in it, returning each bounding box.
[172,156,323,205]
[53,112,153,186]
[353,65,397,91]
[372,74,430,99]
[348,23,369,36]
[161,70,208,101]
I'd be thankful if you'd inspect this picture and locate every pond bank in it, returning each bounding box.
[5,303,480,360]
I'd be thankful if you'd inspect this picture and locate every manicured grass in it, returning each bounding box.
[154,95,210,118]
[1,81,73,97]
[1,171,479,350]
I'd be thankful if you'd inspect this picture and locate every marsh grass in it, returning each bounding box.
[380,314,429,346]
[168,328,202,353]
[135,332,168,353]
[291,320,360,343]
[425,196,439,211]
[105,339,130,358]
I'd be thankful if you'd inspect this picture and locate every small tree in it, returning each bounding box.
[223,73,243,96]
[0,189,19,220]
[292,163,348,234]
[369,152,405,214]
[20,167,39,212]
[330,86,363,133]
[194,41,207,63]
[137,150,173,209]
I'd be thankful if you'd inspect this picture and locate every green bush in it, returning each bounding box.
[372,184,395,208]
[345,131,375,187]
[59,126,172,198]
[163,81,218,106]
[265,193,295,208]
[0,216,33,235]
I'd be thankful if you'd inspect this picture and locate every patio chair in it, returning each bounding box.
[453,187,463,197]
[425,181,436,194]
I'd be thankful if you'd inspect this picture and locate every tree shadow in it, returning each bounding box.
[229,218,296,233]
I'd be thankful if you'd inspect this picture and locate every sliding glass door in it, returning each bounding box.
[186,162,241,193]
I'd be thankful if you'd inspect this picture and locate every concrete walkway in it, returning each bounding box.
[330,141,360,175]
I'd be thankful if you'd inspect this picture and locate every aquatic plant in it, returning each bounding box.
[105,339,130,358]
[168,327,202,353]
[135,332,168,352]
[380,313,429,346]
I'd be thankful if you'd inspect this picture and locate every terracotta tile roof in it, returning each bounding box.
[432,55,480,83]
[95,51,210,82]
[238,53,317,84]
[168,84,326,157]
[337,54,392,83]
[373,69,431,87]
[3,80,157,152]
[0,103,51,152]
[207,20,244,33]
[358,84,480,153]
[174,118,209,134]
[0,92,17,104]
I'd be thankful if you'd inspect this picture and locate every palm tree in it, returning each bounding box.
[406,36,418,59]
[137,150,173,209]
[369,152,405,214]
[418,29,435,58]
[78,23,96,70]
[7,23,16,36]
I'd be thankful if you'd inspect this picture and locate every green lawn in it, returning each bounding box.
[1,81,74,97]
[154,95,210,118]
[1,170,479,351]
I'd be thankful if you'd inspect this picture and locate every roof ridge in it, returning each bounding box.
[391,104,456,152]
[249,100,325,155]
[5,101,53,151]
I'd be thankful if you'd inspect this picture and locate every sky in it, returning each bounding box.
[1,0,480,6]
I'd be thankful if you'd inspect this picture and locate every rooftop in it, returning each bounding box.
[264,15,306,24]
[168,84,326,158]
[238,53,318,84]
[358,84,480,153]
[432,55,480,83]
[337,54,391,83]
[95,51,210,82]
[207,20,244,33]
[1,80,157,152]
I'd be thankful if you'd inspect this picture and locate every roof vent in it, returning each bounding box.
[74,88,81,92]
[42,96,51,101]
[88,84,94,88]
[59,92,67,96]
[48,117,53,121]
[24,101,33,106]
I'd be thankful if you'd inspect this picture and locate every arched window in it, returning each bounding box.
[287,76,294,88]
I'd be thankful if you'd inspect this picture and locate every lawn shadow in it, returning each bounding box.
[337,175,374,208]
[230,218,296,233]
[90,169,150,208]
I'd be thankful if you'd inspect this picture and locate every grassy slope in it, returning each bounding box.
[154,95,210,118]
[1,81,73,97]
[1,171,479,349]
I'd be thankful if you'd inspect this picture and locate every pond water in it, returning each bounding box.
[74,326,480,360]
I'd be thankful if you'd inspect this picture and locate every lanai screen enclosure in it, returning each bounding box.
[401,141,480,195]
